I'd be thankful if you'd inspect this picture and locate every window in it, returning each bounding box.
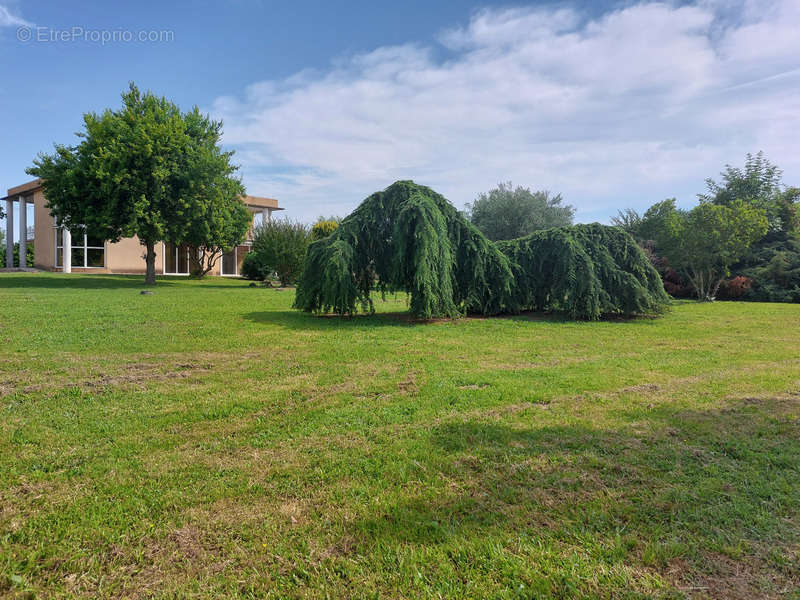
[56,227,105,268]
[163,242,191,274]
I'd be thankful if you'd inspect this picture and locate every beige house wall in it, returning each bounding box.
[107,235,159,274]
[33,189,55,269]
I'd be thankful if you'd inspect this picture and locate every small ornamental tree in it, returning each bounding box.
[28,83,246,285]
[659,201,768,300]
[184,179,252,278]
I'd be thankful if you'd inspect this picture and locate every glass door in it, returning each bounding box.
[163,243,190,274]
[221,247,237,276]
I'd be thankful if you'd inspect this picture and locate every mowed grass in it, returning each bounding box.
[0,273,799,599]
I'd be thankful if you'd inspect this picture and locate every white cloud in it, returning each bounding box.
[0,4,31,27]
[211,0,800,222]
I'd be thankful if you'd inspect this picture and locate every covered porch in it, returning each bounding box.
[2,180,39,270]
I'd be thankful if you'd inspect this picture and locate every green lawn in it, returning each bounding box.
[1,273,799,599]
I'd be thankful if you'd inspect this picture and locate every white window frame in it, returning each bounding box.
[55,226,105,269]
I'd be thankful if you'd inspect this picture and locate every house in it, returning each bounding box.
[2,179,283,276]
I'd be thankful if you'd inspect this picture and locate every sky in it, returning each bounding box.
[1,0,799,238]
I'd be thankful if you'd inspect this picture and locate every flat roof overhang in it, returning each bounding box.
[4,181,282,211]
[6,178,43,198]
[243,195,283,211]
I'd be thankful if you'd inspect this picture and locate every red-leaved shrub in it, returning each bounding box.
[719,275,752,299]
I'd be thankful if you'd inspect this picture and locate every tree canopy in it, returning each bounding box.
[466,182,575,241]
[295,181,668,320]
[617,153,798,302]
[28,83,247,284]
[310,219,339,240]
[698,152,798,232]
[640,200,768,300]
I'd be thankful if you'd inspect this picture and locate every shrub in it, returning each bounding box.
[0,242,34,268]
[310,219,339,240]
[249,219,310,286]
[240,251,272,281]
[718,276,753,299]
[497,224,669,319]
[732,231,800,302]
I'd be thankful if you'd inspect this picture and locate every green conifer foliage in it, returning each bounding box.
[498,224,669,319]
[294,181,669,320]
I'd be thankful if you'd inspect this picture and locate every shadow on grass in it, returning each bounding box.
[243,310,421,330]
[0,274,256,290]
[350,397,800,591]
[244,308,662,331]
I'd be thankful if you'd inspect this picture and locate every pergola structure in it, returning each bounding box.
[2,179,39,269]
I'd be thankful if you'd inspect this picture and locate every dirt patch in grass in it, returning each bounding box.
[673,549,800,600]
[1,360,213,397]
[396,371,418,394]
[82,361,214,390]
[620,383,662,394]
[1,351,275,398]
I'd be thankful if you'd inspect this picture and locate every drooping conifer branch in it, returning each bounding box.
[294,181,669,320]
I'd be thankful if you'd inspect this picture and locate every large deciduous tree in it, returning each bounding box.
[28,83,247,285]
[466,182,575,241]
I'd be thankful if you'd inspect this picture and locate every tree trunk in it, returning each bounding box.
[145,240,156,286]
[710,277,723,301]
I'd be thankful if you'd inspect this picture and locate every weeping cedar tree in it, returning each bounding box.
[466,182,575,241]
[294,181,669,320]
[27,83,247,285]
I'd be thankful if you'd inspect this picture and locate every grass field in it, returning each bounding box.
[1,273,799,599]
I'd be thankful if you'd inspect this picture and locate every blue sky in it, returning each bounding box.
[1,0,799,237]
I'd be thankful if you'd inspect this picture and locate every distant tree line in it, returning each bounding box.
[613,152,799,302]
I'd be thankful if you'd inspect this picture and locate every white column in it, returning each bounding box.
[18,196,27,268]
[261,209,269,226]
[5,198,13,268]
[62,226,72,273]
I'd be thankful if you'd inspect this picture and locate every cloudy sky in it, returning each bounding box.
[1,0,798,230]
